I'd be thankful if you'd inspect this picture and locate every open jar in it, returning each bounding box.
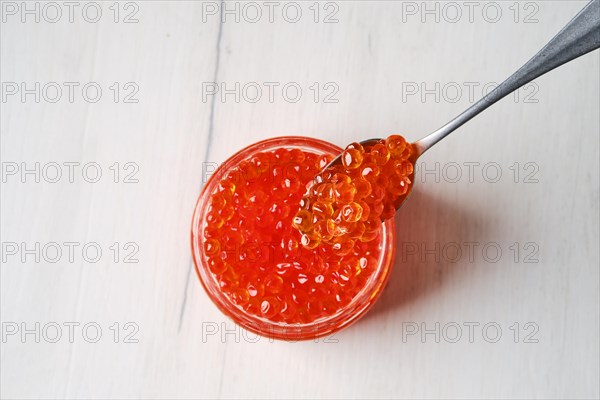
[191,136,396,340]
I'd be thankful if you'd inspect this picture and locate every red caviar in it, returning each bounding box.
[192,137,395,340]
[294,135,415,246]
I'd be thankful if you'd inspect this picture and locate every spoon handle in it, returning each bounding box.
[414,0,600,156]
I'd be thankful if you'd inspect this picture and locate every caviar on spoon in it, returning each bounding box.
[293,0,599,246]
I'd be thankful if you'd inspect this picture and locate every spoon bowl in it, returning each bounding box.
[323,137,419,212]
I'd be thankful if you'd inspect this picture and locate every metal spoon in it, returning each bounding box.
[326,0,600,209]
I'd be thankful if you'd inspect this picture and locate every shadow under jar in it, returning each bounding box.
[191,136,396,341]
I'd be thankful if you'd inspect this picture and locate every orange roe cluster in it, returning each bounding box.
[293,135,414,247]
[201,147,383,324]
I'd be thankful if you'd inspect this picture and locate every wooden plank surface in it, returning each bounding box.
[1,1,598,399]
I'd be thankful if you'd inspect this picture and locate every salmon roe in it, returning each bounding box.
[293,135,415,246]
[194,140,392,332]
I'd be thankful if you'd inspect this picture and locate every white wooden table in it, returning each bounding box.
[1,1,599,398]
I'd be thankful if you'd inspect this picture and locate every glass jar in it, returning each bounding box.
[191,136,396,340]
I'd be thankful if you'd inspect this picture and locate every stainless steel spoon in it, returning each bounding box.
[326,0,600,209]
